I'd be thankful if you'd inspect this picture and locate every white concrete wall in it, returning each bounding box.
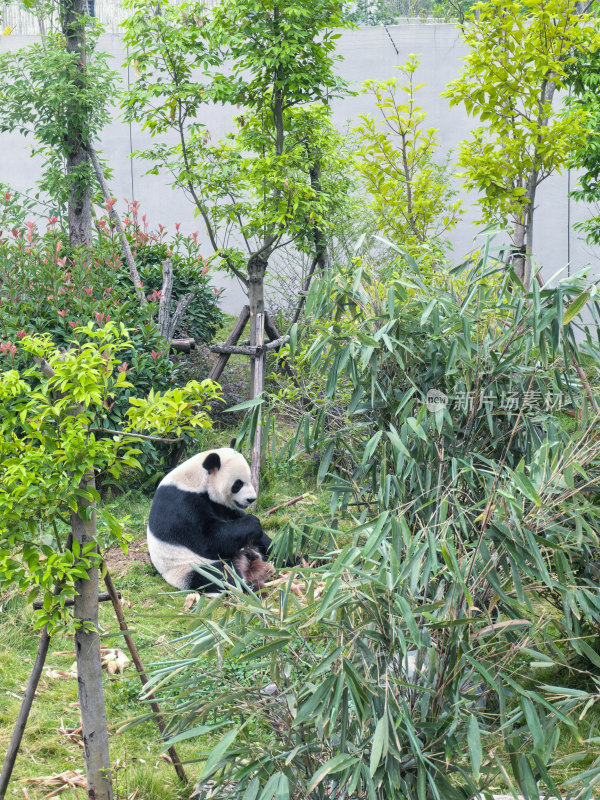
[0,21,597,313]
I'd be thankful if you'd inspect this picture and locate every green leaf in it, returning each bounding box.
[563,291,590,325]
[369,715,388,776]
[196,727,240,782]
[467,714,482,782]
[307,754,357,793]
[224,395,264,413]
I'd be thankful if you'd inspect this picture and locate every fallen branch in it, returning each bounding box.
[170,338,196,354]
[264,493,309,516]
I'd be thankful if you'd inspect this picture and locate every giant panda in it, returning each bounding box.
[147,447,274,592]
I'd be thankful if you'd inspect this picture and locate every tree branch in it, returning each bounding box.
[88,147,146,307]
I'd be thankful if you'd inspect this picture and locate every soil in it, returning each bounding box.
[102,537,151,578]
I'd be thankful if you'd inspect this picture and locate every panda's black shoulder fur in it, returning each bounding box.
[149,484,267,561]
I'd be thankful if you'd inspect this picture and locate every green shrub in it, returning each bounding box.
[0,191,224,483]
[110,200,223,344]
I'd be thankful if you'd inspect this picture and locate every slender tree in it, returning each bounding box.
[354,54,462,261]
[444,0,600,288]
[0,326,219,797]
[61,0,92,245]
[122,0,352,371]
[0,3,116,227]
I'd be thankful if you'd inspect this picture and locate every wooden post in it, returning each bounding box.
[102,568,188,784]
[157,260,194,340]
[209,305,250,382]
[250,312,264,492]
[0,631,51,800]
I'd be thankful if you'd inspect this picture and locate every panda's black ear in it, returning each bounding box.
[230,438,237,451]
[202,452,221,473]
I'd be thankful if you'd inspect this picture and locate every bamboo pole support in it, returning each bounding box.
[250,312,265,492]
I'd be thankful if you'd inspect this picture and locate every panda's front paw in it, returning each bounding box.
[245,516,263,537]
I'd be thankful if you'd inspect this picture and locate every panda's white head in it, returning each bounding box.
[202,448,257,510]
[161,446,256,511]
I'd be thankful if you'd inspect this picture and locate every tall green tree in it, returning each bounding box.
[122,0,352,374]
[0,3,118,795]
[444,0,600,288]
[0,9,116,234]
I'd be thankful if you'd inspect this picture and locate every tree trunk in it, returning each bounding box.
[62,0,92,248]
[513,78,555,289]
[72,478,114,800]
[310,159,331,276]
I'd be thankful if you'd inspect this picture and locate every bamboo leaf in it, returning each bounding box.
[467,714,482,783]
[307,754,357,793]
[563,291,590,325]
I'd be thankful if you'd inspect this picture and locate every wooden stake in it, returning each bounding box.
[209,305,250,382]
[0,534,73,800]
[0,629,51,800]
[102,567,188,785]
[33,592,119,610]
[210,336,288,357]
[250,312,264,492]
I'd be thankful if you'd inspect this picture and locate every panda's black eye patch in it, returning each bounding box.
[231,479,244,494]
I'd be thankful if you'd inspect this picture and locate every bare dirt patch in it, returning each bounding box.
[102,537,151,578]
